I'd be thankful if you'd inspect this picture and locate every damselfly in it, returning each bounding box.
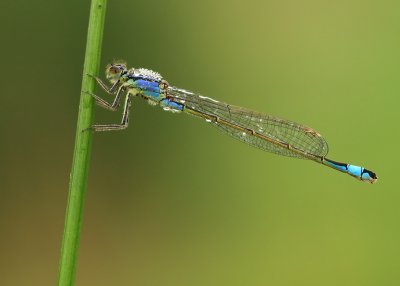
[87,62,378,184]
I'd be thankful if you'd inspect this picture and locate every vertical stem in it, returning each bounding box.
[58,0,107,285]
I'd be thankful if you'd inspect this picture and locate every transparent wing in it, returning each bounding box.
[168,86,329,159]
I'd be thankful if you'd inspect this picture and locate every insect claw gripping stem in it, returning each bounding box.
[81,126,94,133]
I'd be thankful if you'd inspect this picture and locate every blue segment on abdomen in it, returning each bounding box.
[324,159,348,172]
[361,171,374,181]
[347,165,363,177]
[160,99,184,111]
[322,158,376,183]
[143,90,164,101]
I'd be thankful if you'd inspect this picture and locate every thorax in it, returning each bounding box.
[124,68,167,102]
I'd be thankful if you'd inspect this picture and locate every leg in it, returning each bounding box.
[90,92,133,132]
[87,74,120,95]
[86,85,124,111]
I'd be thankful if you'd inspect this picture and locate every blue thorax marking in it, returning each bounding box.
[135,79,160,93]
[130,78,163,101]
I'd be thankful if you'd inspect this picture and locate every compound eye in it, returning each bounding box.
[109,65,120,74]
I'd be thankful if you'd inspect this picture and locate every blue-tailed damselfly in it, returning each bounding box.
[87,62,378,184]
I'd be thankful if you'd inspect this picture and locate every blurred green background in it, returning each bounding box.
[1,0,399,285]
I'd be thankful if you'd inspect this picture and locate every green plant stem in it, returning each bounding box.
[58,1,107,285]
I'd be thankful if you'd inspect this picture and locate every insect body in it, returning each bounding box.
[87,62,378,184]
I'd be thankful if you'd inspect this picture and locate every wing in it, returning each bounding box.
[168,86,329,159]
